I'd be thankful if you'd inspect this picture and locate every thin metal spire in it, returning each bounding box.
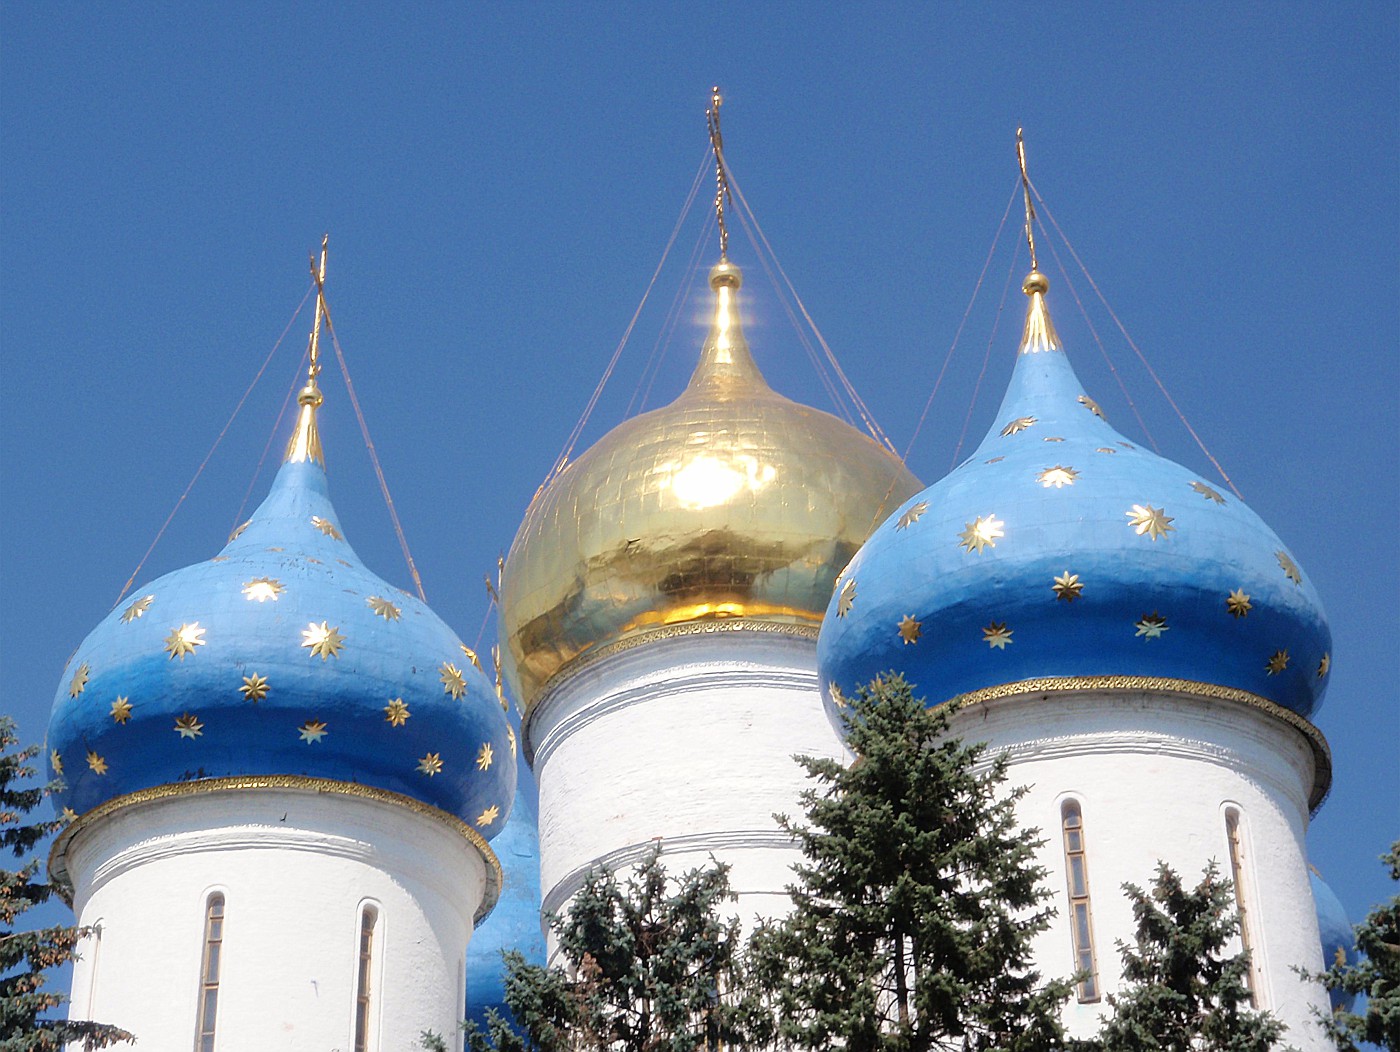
[285,235,329,464]
[707,86,733,261]
[1016,128,1040,274]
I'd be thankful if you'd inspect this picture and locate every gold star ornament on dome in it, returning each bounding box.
[1266,649,1290,675]
[367,596,402,621]
[982,622,1013,649]
[1096,447,1117,455]
[242,577,285,602]
[60,807,77,824]
[1126,504,1175,541]
[1037,466,1079,489]
[164,623,207,660]
[984,456,1005,464]
[1042,436,1065,443]
[1135,613,1169,639]
[1275,551,1303,585]
[1317,653,1330,678]
[837,579,857,618]
[897,614,922,644]
[302,622,345,660]
[1226,590,1252,619]
[959,515,1004,554]
[68,663,90,698]
[310,516,343,540]
[174,713,204,740]
[459,644,484,672]
[829,682,848,710]
[50,750,63,776]
[1077,394,1106,419]
[476,742,494,771]
[1189,481,1227,505]
[1052,572,1083,602]
[475,805,500,827]
[228,520,251,542]
[239,673,270,702]
[110,697,133,724]
[120,594,154,623]
[440,662,467,699]
[384,698,410,726]
[298,720,328,744]
[507,725,517,758]
[86,751,107,775]
[896,501,929,530]
[417,752,443,777]
[1001,416,1037,437]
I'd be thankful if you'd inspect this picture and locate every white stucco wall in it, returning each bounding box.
[60,786,489,1052]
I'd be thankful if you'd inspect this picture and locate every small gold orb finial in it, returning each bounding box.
[1022,270,1049,296]
[709,260,743,291]
[297,381,324,408]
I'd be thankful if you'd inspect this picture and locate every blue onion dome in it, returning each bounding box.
[818,269,1331,725]
[47,360,516,839]
[1310,867,1357,1012]
[500,260,922,717]
[466,705,545,1030]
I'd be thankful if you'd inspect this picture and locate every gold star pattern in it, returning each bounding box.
[896,501,929,530]
[298,720,328,744]
[1096,447,1117,455]
[1037,466,1079,489]
[983,622,1013,649]
[460,644,484,672]
[830,682,848,709]
[1001,416,1037,436]
[68,663,90,698]
[1226,590,1252,619]
[417,752,443,776]
[476,805,500,827]
[1317,653,1331,678]
[1276,551,1303,585]
[367,596,402,621]
[1077,394,1106,419]
[1266,649,1290,675]
[440,662,467,699]
[507,725,517,758]
[310,516,342,540]
[984,456,1005,464]
[1126,504,1175,540]
[898,615,922,644]
[86,751,107,775]
[302,622,345,660]
[1043,436,1066,443]
[384,698,410,726]
[1189,481,1226,505]
[958,515,1004,554]
[837,578,857,617]
[1052,572,1083,602]
[1119,442,1135,450]
[50,750,63,776]
[242,577,285,602]
[476,742,494,771]
[59,807,77,824]
[228,520,251,542]
[110,697,133,724]
[174,713,204,740]
[164,623,207,660]
[1135,613,1169,639]
[120,595,154,623]
[239,673,270,702]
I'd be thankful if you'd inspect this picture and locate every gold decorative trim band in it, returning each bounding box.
[945,675,1331,813]
[529,617,821,719]
[49,776,503,923]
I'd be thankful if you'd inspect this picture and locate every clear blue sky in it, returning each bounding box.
[3,0,1395,991]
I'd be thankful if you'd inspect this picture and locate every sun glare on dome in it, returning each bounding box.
[669,454,775,510]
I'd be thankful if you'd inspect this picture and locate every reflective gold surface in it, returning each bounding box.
[501,263,922,715]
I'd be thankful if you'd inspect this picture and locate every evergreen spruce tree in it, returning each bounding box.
[1092,862,1288,1052]
[1307,841,1399,1051]
[746,673,1075,1051]
[465,850,764,1052]
[0,717,132,1050]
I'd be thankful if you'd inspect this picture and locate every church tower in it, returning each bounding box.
[46,247,514,1051]
[498,93,922,938]
[818,136,1335,1041]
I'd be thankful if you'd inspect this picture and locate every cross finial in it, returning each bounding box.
[707,86,732,261]
[1016,128,1039,274]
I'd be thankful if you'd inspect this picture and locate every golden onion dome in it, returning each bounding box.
[500,261,923,716]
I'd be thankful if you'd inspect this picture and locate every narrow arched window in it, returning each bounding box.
[354,905,378,1052]
[1061,800,1099,1002]
[195,893,224,1052]
[1225,808,1258,1005]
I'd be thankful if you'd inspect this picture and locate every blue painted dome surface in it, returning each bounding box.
[818,278,1331,720]
[466,705,545,1029]
[48,457,516,831]
[1310,869,1356,1012]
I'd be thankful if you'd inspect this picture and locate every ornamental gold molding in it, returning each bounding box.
[49,775,502,922]
[944,674,1331,812]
